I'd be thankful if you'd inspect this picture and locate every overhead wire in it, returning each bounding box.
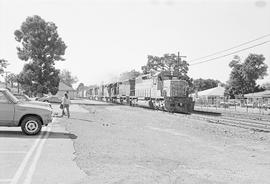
[188,34,270,63]
[189,40,270,66]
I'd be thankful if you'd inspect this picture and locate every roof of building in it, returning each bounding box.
[244,90,270,98]
[195,85,225,97]
[58,82,75,91]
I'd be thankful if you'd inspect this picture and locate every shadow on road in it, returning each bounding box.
[0,131,77,139]
[53,116,94,123]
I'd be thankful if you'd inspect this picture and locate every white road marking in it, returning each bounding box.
[10,127,48,184]
[23,127,51,184]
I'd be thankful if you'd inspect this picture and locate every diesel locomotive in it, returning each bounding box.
[87,71,194,113]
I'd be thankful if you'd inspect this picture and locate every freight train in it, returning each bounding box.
[87,71,195,113]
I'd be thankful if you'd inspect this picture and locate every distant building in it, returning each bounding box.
[244,90,270,107]
[56,82,76,99]
[193,84,225,105]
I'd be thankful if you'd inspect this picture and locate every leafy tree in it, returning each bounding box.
[192,78,222,92]
[225,54,268,98]
[17,63,60,96]
[119,69,141,81]
[14,15,67,95]
[6,73,17,88]
[17,65,35,96]
[59,69,78,87]
[0,59,8,76]
[141,53,192,85]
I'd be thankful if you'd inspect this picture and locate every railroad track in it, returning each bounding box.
[83,100,270,132]
[178,111,270,132]
[135,105,270,132]
[194,107,270,121]
[219,111,270,123]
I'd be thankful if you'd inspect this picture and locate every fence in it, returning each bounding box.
[194,101,270,115]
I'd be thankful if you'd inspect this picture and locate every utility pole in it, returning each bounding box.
[177,51,187,68]
[177,51,187,65]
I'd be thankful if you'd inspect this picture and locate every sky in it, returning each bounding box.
[0,0,270,88]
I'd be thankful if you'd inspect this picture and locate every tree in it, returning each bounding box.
[119,69,141,81]
[14,15,67,95]
[0,59,8,76]
[17,63,60,96]
[141,53,192,85]
[6,73,17,88]
[225,54,268,98]
[59,69,78,87]
[192,78,222,92]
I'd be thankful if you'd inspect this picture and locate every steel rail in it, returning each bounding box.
[176,113,270,132]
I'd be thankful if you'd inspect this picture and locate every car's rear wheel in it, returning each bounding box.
[21,116,42,135]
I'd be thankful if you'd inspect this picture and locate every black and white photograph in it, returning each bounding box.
[0,0,270,183]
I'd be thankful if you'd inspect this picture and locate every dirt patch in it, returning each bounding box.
[66,104,270,184]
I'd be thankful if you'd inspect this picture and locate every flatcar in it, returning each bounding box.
[87,71,194,113]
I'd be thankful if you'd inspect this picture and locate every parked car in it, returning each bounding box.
[228,101,240,106]
[13,93,52,109]
[240,103,255,108]
[37,95,62,103]
[261,103,270,109]
[0,88,53,135]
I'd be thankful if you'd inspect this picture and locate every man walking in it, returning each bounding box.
[61,93,71,118]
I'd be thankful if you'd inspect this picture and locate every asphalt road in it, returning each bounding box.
[1,100,270,184]
[0,105,85,184]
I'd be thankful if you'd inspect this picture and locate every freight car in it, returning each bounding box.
[87,71,194,113]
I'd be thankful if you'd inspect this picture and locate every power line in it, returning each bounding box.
[189,40,270,66]
[189,34,270,63]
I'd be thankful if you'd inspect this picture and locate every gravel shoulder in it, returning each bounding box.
[65,103,270,184]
